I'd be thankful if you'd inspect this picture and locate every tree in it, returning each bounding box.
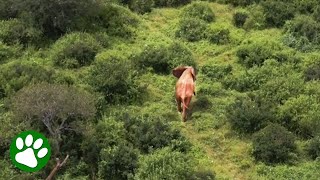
[11,83,96,153]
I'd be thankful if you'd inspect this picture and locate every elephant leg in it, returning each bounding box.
[176,97,182,112]
[182,97,191,122]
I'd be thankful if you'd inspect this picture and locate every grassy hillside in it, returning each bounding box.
[1,0,320,179]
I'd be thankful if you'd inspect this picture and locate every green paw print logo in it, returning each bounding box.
[10,131,51,172]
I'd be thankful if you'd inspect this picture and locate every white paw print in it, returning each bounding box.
[15,134,48,168]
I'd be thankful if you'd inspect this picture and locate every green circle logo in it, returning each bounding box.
[10,130,51,172]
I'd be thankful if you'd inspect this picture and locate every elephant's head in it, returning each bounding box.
[172,66,196,81]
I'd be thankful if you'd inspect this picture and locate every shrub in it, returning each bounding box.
[88,54,142,104]
[277,95,320,137]
[51,32,102,68]
[182,2,215,22]
[98,142,138,180]
[313,5,320,22]
[176,18,208,42]
[0,61,55,98]
[133,42,196,74]
[283,15,320,51]
[304,63,320,81]
[226,94,273,134]
[0,42,21,63]
[233,10,249,28]
[201,64,232,80]
[306,136,320,160]
[261,0,296,27]
[243,5,266,30]
[294,0,318,14]
[123,115,191,153]
[0,19,41,45]
[252,124,297,164]
[224,0,261,6]
[97,4,139,38]
[1,0,100,38]
[206,27,230,45]
[129,0,154,14]
[236,39,282,68]
[154,0,191,7]
[12,83,96,153]
[134,148,192,179]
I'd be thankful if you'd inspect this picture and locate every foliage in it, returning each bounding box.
[236,38,283,68]
[0,42,21,63]
[134,148,192,180]
[277,95,320,137]
[0,60,55,98]
[11,83,96,152]
[0,19,41,45]
[182,2,215,22]
[51,32,102,68]
[283,15,320,52]
[224,0,261,6]
[133,42,196,74]
[233,10,249,28]
[88,53,142,104]
[154,0,191,7]
[305,62,320,81]
[206,26,230,45]
[129,0,154,14]
[201,64,232,80]
[261,0,296,27]
[243,5,266,30]
[0,0,100,38]
[97,4,139,38]
[226,94,273,134]
[176,18,208,42]
[98,142,139,180]
[306,136,320,160]
[123,115,191,153]
[252,124,297,164]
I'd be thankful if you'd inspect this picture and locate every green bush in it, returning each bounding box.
[129,0,154,14]
[1,0,100,38]
[0,19,41,45]
[182,2,215,22]
[0,61,55,98]
[306,136,320,160]
[226,94,273,134]
[283,15,320,52]
[304,63,320,81]
[236,39,283,68]
[252,124,297,164]
[176,18,208,42]
[97,4,139,38]
[123,115,191,153]
[313,5,320,22]
[133,42,196,74]
[233,10,249,28]
[0,42,21,63]
[154,0,191,7]
[51,32,102,68]
[134,148,193,179]
[201,64,232,80]
[224,0,261,6]
[261,0,296,27]
[206,27,230,45]
[243,5,266,30]
[98,142,138,180]
[294,0,318,14]
[88,53,142,104]
[277,95,320,137]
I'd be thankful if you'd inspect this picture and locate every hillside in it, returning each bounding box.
[1,0,320,179]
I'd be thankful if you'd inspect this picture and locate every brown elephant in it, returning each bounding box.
[172,66,196,121]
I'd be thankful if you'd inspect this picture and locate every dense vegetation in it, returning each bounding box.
[1,0,320,179]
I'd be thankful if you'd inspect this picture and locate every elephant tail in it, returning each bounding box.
[182,98,189,109]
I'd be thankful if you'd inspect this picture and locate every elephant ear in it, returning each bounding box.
[190,67,196,81]
[172,66,187,78]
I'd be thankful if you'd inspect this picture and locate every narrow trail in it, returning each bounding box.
[180,122,253,180]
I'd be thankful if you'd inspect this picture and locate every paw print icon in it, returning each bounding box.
[10,131,51,172]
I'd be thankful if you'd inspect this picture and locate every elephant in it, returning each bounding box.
[172,66,196,121]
